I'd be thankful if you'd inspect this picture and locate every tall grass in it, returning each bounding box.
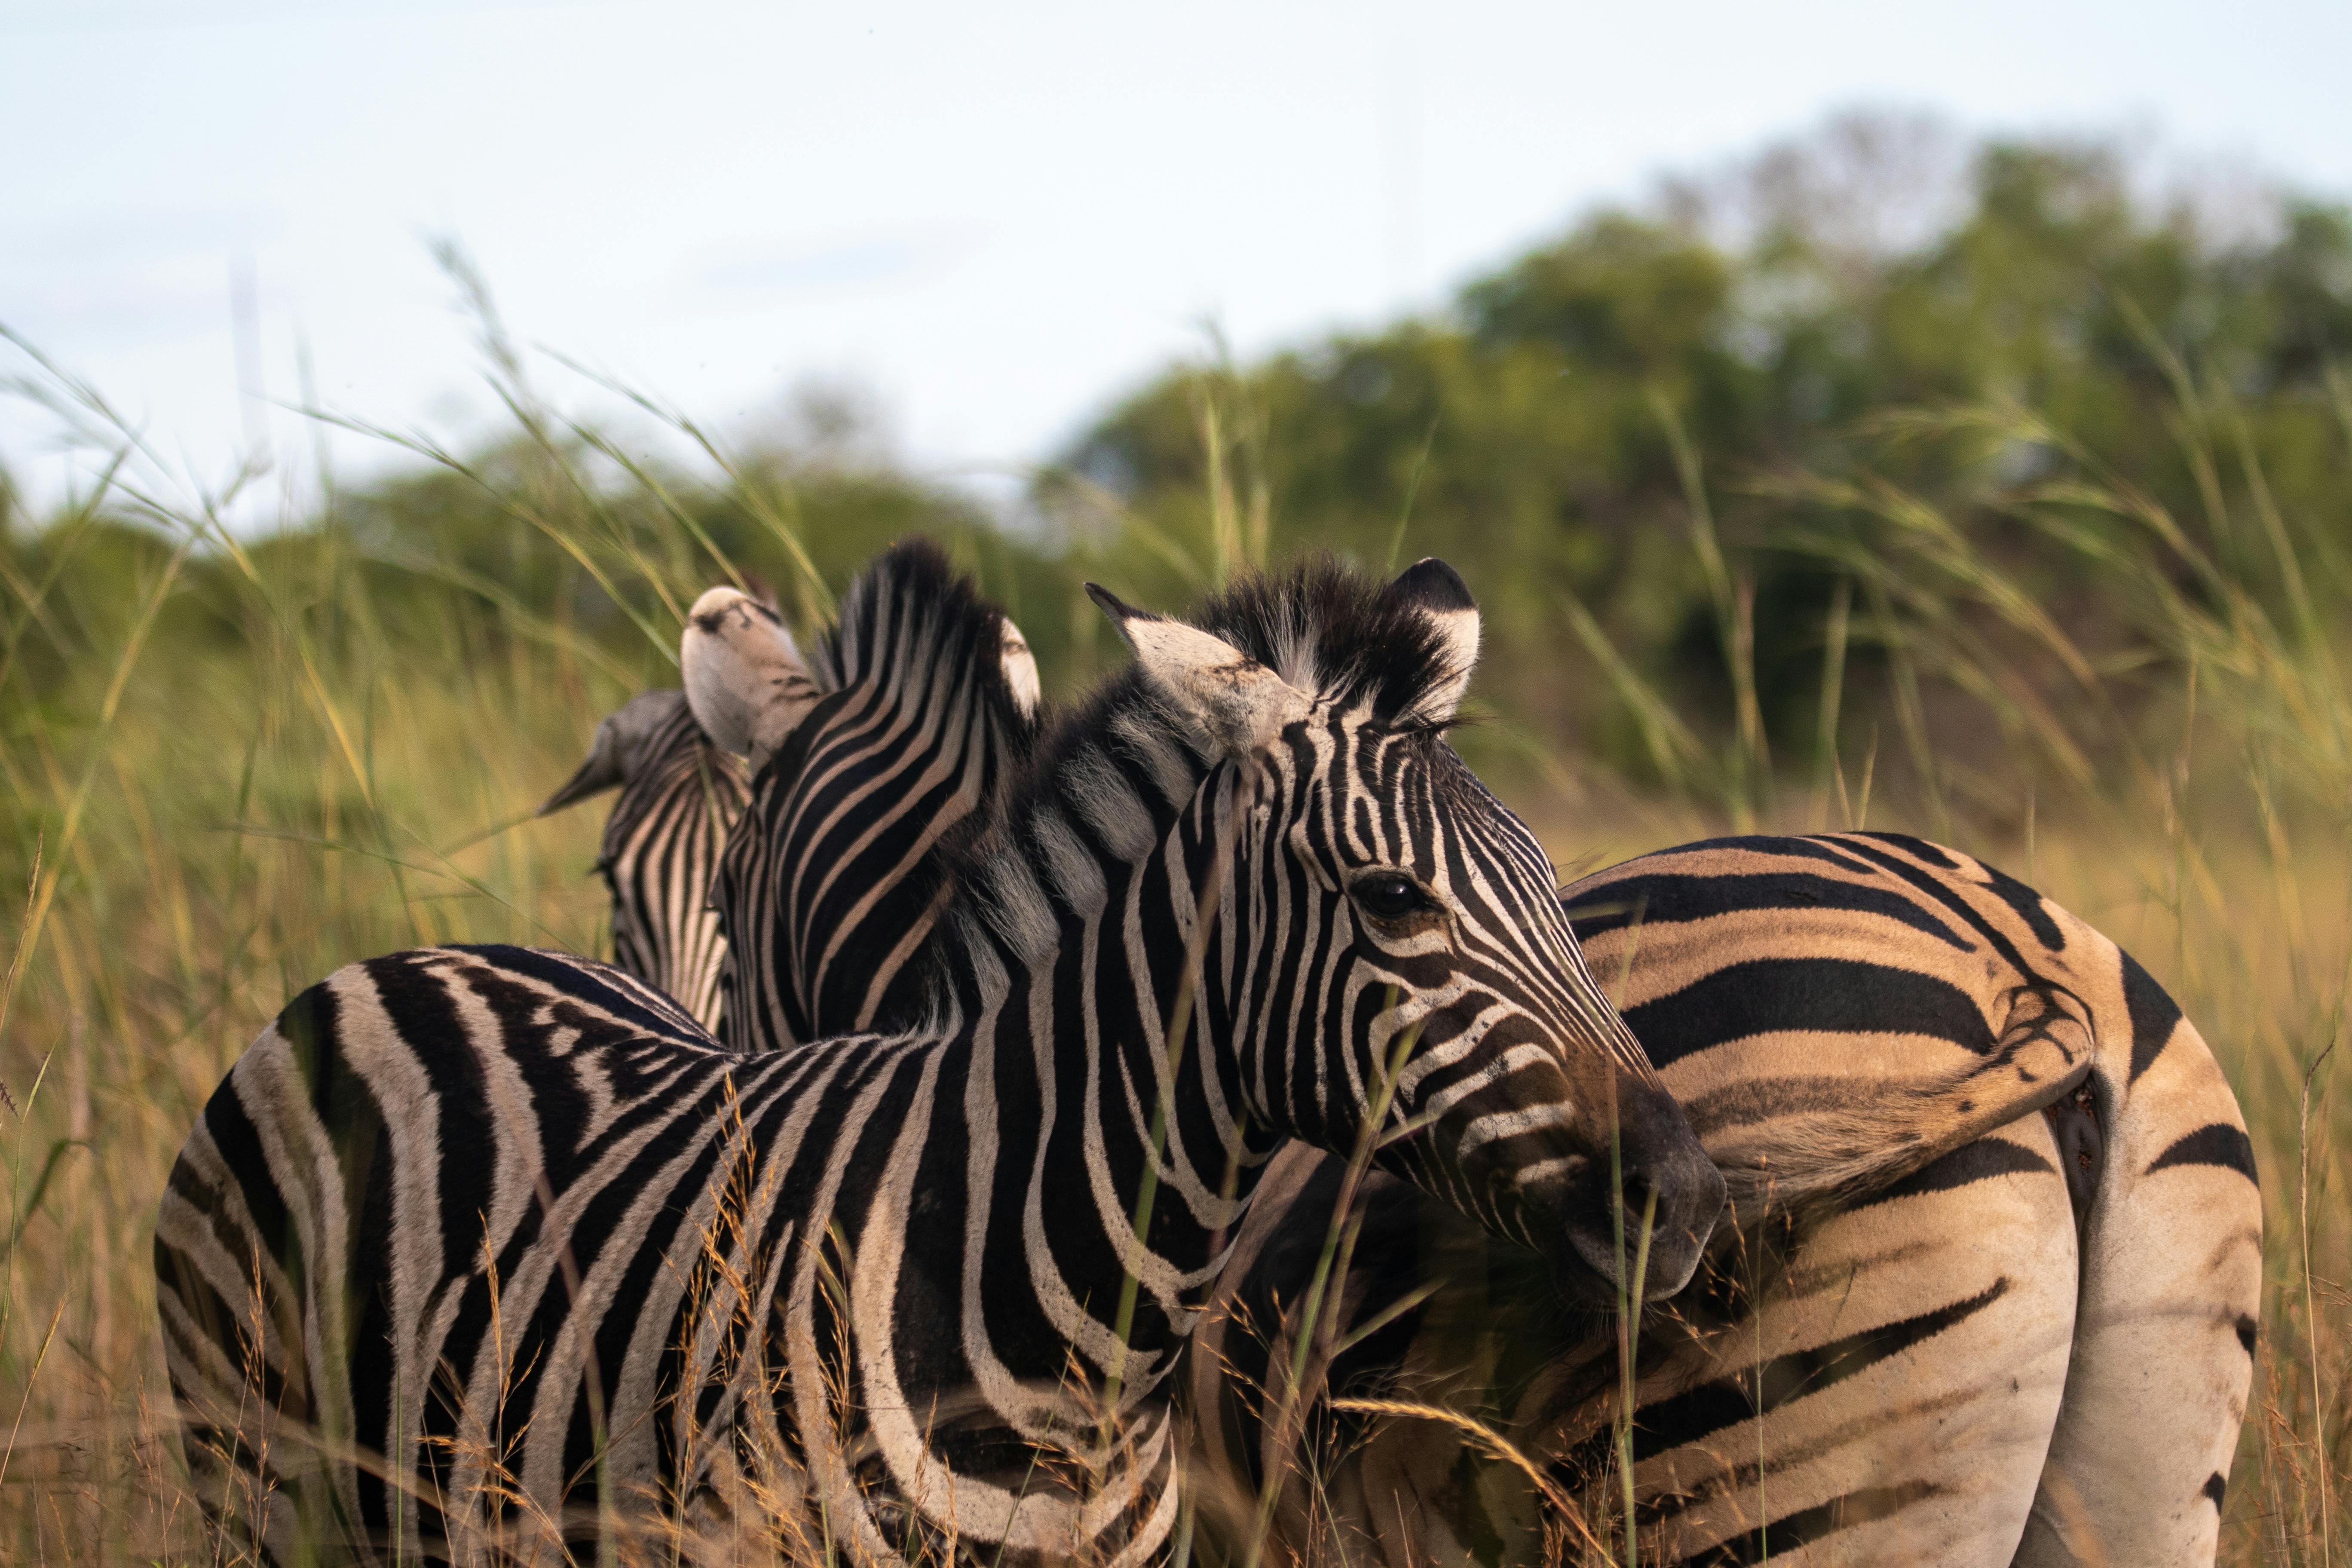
[0,321,2344,1563]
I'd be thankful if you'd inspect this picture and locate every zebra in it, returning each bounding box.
[584,558,2258,1563]
[1190,832,2262,1565]
[152,555,1726,1565]
[537,689,750,1032]
[619,557,2252,1562]
[541,545,1041,1047]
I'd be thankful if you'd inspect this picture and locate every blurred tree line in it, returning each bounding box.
[7,113,2352,827]
[1052,114,2352,816]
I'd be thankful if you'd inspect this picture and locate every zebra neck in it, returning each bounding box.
[720,662,1018,1053]
[929,752,1280,1384]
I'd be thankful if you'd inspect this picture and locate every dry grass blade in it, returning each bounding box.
[1324,1398,1611,1560]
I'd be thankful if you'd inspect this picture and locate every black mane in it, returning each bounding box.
[813,537,1035,740]
[921,556,1470,971]
[1013,554,1464,812]
[1192,554,1463,725]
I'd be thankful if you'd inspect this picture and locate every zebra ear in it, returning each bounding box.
[1087,584,1311,758]
[538,690,690,815]
[1380,557,1481,724]
[539,713,627,816]
[682,587,823,766]
[998,616,1042,717]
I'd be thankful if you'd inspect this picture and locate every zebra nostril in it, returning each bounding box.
[1620,1163,1666,1233]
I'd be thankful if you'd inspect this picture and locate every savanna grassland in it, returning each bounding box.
[2,120,2349,1562]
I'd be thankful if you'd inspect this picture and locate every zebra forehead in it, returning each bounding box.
[1357,735,1516,826]
[1194,556,1466,720]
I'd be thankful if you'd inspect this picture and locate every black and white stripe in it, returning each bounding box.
[1193,832,2261,1566]
[691,544,1042,1052]
[153,555,1721,1565]
[545,545,1040,1050]
[539,689,750,1031]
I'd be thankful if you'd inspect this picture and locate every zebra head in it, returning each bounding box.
[1093,558,1724,1298]
[681,587,828,772]
[683,573,1042,775]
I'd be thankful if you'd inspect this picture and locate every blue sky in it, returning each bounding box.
[4,0,2348,520]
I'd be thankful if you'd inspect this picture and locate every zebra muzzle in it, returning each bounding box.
[1551,1076,1726,1302]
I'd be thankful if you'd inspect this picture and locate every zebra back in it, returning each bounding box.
[1191,831,2259,1565]
[540,689,749,1031]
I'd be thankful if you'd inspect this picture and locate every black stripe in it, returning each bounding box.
[1617,834,1886,876]
[151,1230,295,1420]
[198,1061,294,1294]
[1828,836,2053,985]
[1632,1279,2011,1462]
[1828,834,2067,947]
[276,974,407,1541]
[1624,957,1996,1069]
[450,943,707,1045]
[1850,1134,2058,1210]
[2147,1123,2259,1184]
[2120,947,2185,1084]
[1850,831,1960,868]
[361,953,508,1279]
[1564,870,1972,950]
[1682,1479,1940,1566]
[2203,1471,2227,1509]
[1977,858,2066,949]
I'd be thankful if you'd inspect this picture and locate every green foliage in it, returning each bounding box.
[1055,129,2352,809]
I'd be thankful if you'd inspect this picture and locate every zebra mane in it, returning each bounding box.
[1192,554,1467,726]
[808,538,1038,734]
[935,556,1463,966]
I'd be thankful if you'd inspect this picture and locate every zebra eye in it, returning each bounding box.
[1352,872,1431,922]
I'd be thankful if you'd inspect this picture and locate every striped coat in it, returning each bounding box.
[539,689,750,1031]
[693,545,1041,1054]
[574,560,2255,1563]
